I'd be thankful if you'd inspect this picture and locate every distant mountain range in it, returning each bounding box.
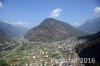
[79,17,100,34]
[24,18,85,41]
[0,21,28,38]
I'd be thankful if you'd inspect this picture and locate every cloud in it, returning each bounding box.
[0,1,4,8]
[10,21,29,27]
[94,7,100,16]
[49,8,62,18]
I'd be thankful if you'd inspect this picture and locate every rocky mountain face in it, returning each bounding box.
[75,31,100,66]
[79,17,100,34]
[25,18,85,41]
[0,21,28,38]
[0,29,7,43]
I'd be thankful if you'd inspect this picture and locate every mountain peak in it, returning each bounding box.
[45,18,55,20]
[25,18,85,41]
[45,18,57,21]
[79,17,100,34]
[40,18,59,25]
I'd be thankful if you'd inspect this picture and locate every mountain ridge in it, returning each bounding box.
[0,21,28,38]
[79,17,100,34]
[25,18,85,41]
[0,29,7,43]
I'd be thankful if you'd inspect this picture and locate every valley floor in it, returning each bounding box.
[0,37,85,66]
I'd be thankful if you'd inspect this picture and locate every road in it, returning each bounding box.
[0,43,22,60]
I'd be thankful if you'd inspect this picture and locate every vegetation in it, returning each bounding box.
[75,32,100,66]
[0,37,83,66]
[0,60,10,66]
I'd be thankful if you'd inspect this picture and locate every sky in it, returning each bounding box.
[0,0,100,28]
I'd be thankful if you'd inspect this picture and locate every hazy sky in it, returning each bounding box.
[0,0,100,28]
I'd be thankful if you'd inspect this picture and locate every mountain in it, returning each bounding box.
[79,17,100,34]
[75,31,100,66]
[13,25,28,36]
[0,29,7,43]
[0,21,28,38]
[24,18,85,41]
